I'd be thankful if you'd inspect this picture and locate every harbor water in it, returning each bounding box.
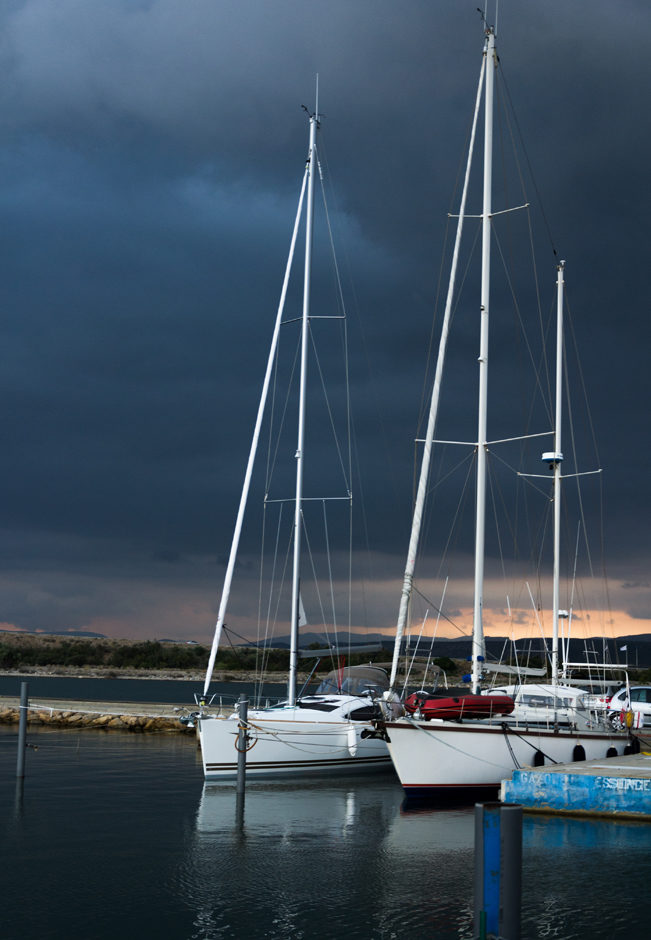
[1,677,650,939]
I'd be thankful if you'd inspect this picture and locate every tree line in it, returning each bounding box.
[0,637,462,675]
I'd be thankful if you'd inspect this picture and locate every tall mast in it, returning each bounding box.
[551,261,565,691]
[389,55,486,691]
[201,167,309,698]
[471,26,496,694]
[288,106,318,706]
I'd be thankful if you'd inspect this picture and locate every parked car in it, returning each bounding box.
[607,686,651,729]
[582,687,620,712]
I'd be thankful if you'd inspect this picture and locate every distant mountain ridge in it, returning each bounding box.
[252,631,651,668]
[0,628,107,639]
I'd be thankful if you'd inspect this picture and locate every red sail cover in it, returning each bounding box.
[403,693,515,721]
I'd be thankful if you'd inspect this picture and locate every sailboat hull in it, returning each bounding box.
[383,718,629,798]
[197,710,392,780]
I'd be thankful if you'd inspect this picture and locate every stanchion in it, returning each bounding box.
[474,802,522,940]
[16,681,28,778]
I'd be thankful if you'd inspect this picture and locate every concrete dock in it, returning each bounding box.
[501,750,651,820]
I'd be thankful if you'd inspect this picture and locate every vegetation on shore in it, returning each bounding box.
[0,635,271,673]
[0,633,462,679]
[4,633,647,684]
[0,636,204,672]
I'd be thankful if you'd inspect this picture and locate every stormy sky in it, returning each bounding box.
[0,1,649,645]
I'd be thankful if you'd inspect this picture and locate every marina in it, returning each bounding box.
[1,5,650,937]
[4,676,650,821]
[2,716,650,940]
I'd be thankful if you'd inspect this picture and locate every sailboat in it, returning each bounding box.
[195,102,396,780]
[377,23,633,797]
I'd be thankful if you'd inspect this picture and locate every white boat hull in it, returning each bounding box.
[198,710,392,779]
[383,718,630,797]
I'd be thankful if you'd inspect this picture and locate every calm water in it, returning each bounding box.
[1,679,650,939]
[0,673,288,706]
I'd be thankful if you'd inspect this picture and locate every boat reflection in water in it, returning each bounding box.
[183,777,476,940]
[180,777,651,940]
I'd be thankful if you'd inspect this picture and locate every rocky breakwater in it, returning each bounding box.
[0,697,195,734]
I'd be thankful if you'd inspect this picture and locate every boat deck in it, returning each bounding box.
[501,741,651,820]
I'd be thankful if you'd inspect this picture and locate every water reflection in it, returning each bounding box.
[180,775,651,940]
[524,811,651,851]
[3,726,648,940]
[182,776,476,939]
[13,778,24,821]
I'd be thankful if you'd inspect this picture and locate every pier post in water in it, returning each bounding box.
[474,802,522,940]
[236,694,248,796]
[16,681,29,778]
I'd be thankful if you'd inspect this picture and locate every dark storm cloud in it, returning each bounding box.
[0,1,649,638]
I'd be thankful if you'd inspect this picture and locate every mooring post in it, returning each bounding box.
[16,681,28,778]
[499,803,523,939]
[236,694,248,796]
[474,802,522,940]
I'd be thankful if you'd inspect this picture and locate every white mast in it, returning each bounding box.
[471,26,496,694]
[389,56,487,691]
[288,105,318,706]
[202,168,309,698]
[551,261,565,691]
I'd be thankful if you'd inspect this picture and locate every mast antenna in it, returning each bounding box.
[301,75,321,126]
[477,3,497,34]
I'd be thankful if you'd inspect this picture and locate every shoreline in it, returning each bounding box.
[0,665,295,683]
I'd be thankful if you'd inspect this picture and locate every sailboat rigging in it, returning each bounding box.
[194,102,396,779]
[377,23,633,796]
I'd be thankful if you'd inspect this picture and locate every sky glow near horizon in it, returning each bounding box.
[0,1,649,646]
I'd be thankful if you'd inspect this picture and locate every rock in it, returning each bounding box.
[90,715,112,727]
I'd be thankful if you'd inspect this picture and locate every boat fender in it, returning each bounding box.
[572,744,586,762]
[347,724,358,757]
[606,747,617,758]
[624,737,640,756]
[533,749,545,767]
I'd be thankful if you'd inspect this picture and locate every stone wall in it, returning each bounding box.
[0,705,194,733]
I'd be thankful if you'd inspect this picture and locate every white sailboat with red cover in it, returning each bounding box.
[378,23,632,797]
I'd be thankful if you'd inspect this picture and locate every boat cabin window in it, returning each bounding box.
[345,704,381,721]
[516,693,572,708]
[297,700,339,712]
[315,666,389,697]
[517,693,552,707]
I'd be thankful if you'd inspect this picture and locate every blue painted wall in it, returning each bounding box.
[503,769,651,818]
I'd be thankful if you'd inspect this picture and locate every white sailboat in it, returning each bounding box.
[195,102,395,780]
[378,24,632,797]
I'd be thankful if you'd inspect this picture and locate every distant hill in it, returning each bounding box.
[0,629,107,639]
[252,631,651,668]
